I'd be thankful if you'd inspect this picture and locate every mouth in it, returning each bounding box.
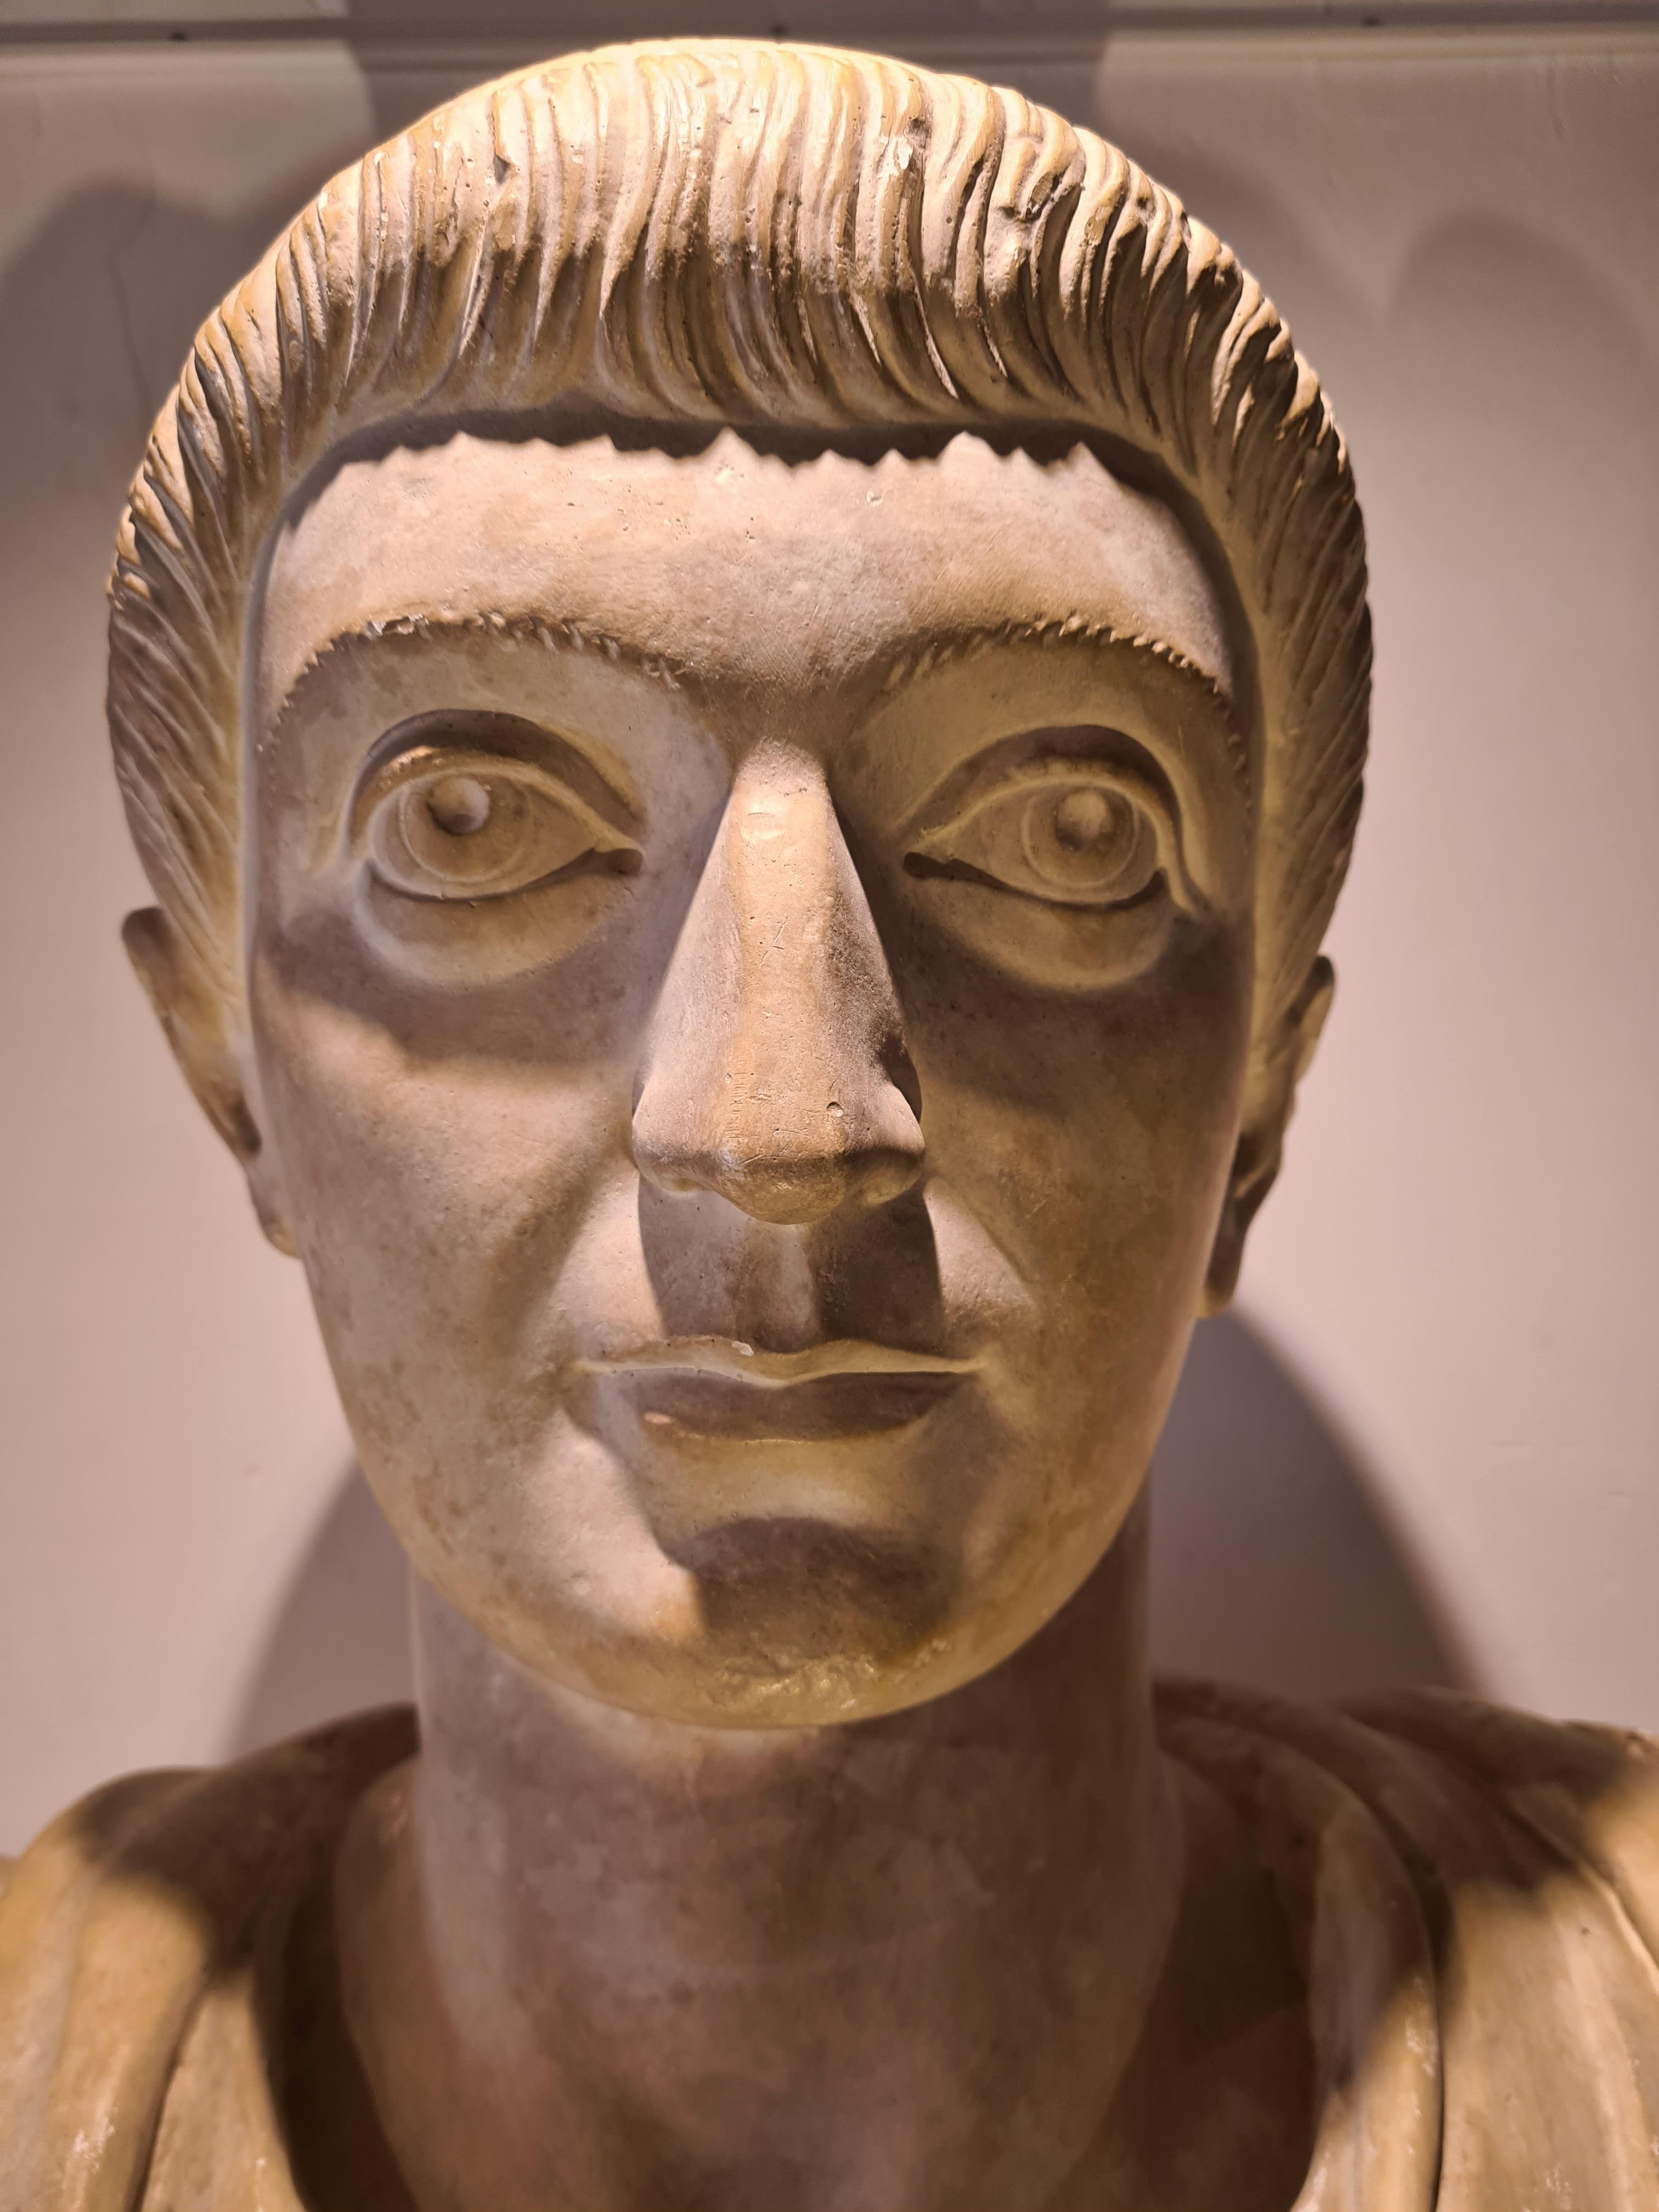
[573,1338,976,1442]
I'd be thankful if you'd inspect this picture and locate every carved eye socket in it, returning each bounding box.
[365,754,639,902]
[911,769,1163,909]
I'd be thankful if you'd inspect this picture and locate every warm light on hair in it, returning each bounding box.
[108,38,1369,1102]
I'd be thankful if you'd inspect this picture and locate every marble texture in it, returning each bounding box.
[2,39,1656,2211]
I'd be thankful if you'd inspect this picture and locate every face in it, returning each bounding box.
[244,427,1254,1726]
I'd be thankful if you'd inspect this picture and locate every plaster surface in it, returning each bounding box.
[0,21,1654,1860]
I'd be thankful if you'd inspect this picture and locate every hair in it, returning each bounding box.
[108,39,1368,1101]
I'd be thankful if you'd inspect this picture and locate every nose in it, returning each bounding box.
[633,746,925,1226]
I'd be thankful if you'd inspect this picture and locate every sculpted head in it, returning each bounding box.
[109,42,1369,1726]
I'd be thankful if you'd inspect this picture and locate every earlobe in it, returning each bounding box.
[1200,956,1335,1316]
[1200,1129,1278,1316]
[122,907,297,1256]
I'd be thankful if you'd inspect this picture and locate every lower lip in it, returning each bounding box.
[616,1369,963,1443]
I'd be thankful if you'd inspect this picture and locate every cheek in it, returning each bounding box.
[908,928,1249,1599]
[247,950,625,1446]
[911,919,1249,1373]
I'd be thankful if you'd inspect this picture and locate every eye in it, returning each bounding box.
[364,753,639,902]
[910,766,1164,909]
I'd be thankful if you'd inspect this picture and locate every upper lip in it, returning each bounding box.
[573,1337,977,1387]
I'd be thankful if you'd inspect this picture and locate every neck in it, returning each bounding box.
[338,1498,1183,2212]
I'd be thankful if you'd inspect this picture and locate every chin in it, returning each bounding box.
[513,1534,1014,1730]
[594,1521,1103,1730]
[668,1513,956,1715]
[410,1426,1132,1729]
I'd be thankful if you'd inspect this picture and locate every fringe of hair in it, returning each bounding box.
[108,40,1369,1088]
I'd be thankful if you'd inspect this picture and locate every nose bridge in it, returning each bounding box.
[632,745,924,1225]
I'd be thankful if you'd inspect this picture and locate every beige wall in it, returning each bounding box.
[2,15,1654,1853]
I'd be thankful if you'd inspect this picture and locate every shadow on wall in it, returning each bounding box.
[226,1312,1466,1756]
[228,1473,415,1758]
[0,172,1464,1759]
[1149,1311,1469,1701]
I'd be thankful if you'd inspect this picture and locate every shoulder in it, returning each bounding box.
[1158,1675,1659,1943]
[0,1706,416,2211]
[1157,1678,1659,2211]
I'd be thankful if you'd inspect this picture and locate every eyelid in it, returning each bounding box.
[906,749,1199,910]
[344,707,640,847]
[347,742,634,855]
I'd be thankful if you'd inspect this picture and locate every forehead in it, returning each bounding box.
[256,428,1235,725]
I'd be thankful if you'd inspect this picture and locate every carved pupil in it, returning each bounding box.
[1021,784,1147,896]
[1051,789,1113,852]
[425,775,492,837]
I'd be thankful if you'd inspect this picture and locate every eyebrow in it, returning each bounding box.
[878,619,1250,805]
[271,606,1250,806]
[269,610,690,737]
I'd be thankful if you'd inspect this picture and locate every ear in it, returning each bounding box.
[1200,956,1335,1316]
[123,907,298,1256]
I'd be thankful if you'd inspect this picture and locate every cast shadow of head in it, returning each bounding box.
[0,173,1462,1753]
[7,147,1592,1753]
[213,127,1647,1756]
[225,1307,1471,1758]
[6,169,1538,1752]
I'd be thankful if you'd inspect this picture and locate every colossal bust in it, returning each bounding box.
[4,39,1658,2212]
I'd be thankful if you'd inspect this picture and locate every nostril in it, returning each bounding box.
[880,1039,923,1126]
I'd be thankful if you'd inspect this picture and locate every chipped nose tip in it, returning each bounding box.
[637,1123,926,1227]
